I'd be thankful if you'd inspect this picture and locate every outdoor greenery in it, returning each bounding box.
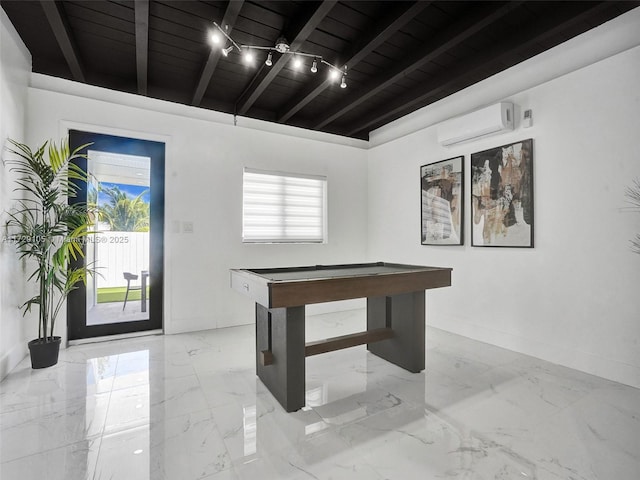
[97,286,149,304]
[626,178,640,254]
[3,138,94,342]
[98,185,150,232]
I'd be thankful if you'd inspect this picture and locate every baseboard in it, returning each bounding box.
[430,316,640,390]
[307,299,366,316]
[167,300,368,335]
[68,329,163,346]
[0,342,28,381]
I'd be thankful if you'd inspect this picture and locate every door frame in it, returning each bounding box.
[67,129,165,340]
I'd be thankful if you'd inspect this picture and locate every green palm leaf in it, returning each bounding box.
[3,137,96,341]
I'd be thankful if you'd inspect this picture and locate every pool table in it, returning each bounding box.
[230,262,452,411]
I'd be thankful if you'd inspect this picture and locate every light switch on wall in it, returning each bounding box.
[182,221,194,233]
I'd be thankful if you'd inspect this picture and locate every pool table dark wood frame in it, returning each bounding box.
[230,262,452,411]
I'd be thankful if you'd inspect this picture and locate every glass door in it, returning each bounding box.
[67,130,164,340]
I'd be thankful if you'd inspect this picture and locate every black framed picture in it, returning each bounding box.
[471,139,533,247]
[421,156,464,245]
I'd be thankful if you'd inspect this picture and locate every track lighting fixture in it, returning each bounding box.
[211,22,347,88]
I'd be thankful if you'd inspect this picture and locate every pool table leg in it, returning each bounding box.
[255,304,306,412]
[366,291,425,373]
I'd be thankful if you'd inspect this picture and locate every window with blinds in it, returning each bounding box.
[242,168,327,243]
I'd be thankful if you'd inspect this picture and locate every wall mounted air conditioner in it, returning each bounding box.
[437,102,514,146]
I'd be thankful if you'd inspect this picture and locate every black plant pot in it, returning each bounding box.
[28,336,61,369]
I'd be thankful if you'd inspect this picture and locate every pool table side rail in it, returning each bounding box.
[269,268,451,307]
[239,262,438,279]
[230,264,452,308]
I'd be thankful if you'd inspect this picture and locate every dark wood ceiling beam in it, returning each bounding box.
[277,1,432,123]
[191,0,245,106]
[135,0,149,95]
[313,1,523,130]
[235,1,337,116]
[39,0,86,82]
[344,1,612,137]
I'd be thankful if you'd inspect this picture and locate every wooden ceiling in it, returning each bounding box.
[2,1,638,140]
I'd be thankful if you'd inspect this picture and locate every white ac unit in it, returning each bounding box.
[437,102,514,146]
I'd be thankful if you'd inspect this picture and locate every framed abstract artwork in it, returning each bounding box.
[470,139,533,247]
[421,156,464,245]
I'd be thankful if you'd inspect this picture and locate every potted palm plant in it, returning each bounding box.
[3,137,93,368]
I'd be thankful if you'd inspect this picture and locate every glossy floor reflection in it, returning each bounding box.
[1,309,639,479]
[87,300,149,326]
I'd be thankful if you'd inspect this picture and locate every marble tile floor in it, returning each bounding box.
[87,300,150,326]
[1,309,639,480]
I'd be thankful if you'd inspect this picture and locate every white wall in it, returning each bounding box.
[0,9,31,380]
[7,5,640,390]
[25,81,369,339]
[367,22,640,386]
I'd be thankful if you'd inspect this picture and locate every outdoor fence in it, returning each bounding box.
[93,231,150,288]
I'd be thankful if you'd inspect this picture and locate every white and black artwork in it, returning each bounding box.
[421,156,464,245]
[471,139,533,247]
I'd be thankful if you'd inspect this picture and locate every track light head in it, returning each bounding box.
[222,46,233,57]
[210,31,221,45]
[340,75,347,88]
[311,58,318,73]
[265,51,273,67]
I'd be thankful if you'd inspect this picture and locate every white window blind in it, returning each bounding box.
[243,168,327,243]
